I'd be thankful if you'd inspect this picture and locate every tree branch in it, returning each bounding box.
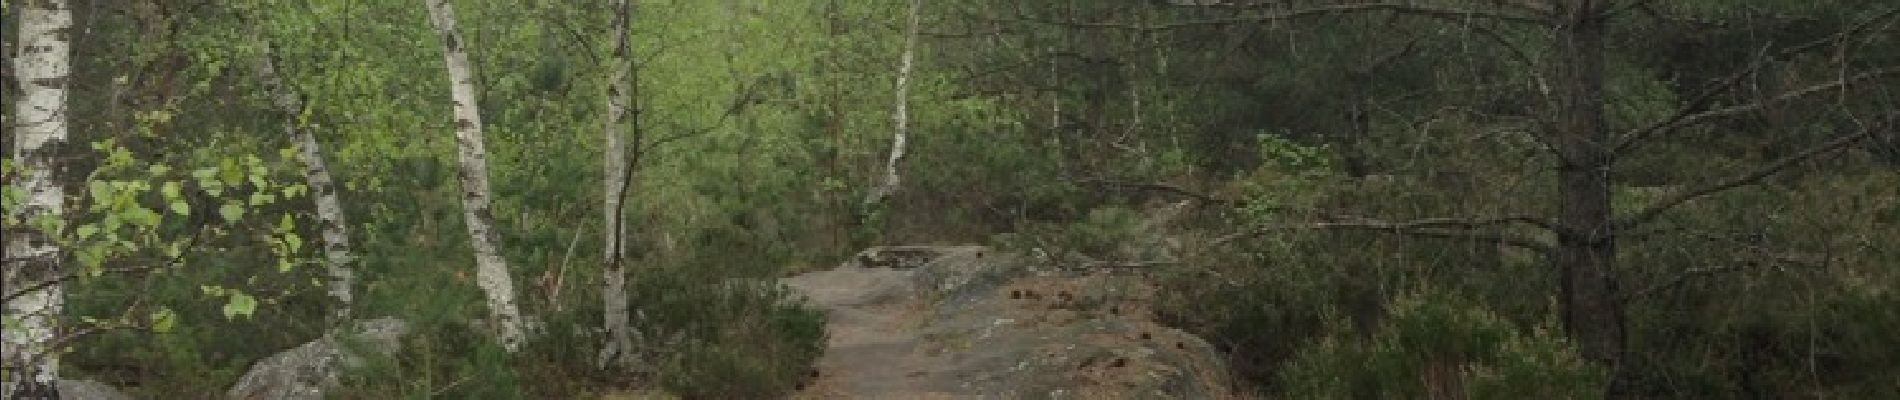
[1303,221,1552,253]
[1615,7,1900,153]
[1220,213,1555,254]
[1004,2,1543,32]
[1072,178,1237,207]
[1615,118,1889,231]
[1616,65,1900,153]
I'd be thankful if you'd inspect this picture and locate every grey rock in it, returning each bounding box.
[57,379,133,400]
[226,317,410,400]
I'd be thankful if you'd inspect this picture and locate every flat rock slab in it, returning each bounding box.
[786,246,1234,399]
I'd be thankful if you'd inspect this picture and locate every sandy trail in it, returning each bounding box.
[782,266,961,399]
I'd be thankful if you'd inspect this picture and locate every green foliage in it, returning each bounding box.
[626,264,828,399]
[16,0,1896,397]
[1237,133,1336,223]
[995,205,1153,265]
[1278,289,1606,399]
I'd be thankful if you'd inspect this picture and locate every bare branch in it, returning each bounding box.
[1222,213,1555,254]
[1616,65,1900,153]
[1615,119,1888,231]
[1005,2,1543,32]
[1073,178,1237,206]
[1624,229,1838,302]
[1307,221,1551,253]
[1623,264,1747,301]
[1615,7,1900,152]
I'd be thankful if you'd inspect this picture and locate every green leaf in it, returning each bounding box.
[219,203,246,223]
[282,184,308,199]
[87,180,114,202]
[223,292,258,319]
[169,200,191,216]
[191,167,218,182]
[161,181,183,200]
[76,246,107,274]
[76,224,99,240]
[126,207,162,227]
[151,308,178,334]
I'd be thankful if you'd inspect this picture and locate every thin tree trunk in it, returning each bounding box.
[424,0,526,352]
[1548,0,1629,394]
[257,41,358,324]
[599,0,638,369]
[862,0,923,212]
[3,0,73,397]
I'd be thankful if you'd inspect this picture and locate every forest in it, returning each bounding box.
[3,0,1898,398]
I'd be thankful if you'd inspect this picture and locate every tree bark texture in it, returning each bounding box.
[1548,0,1629,394]
[599,0,639,369]
[862,0,924,212]
[424,0,526,352]
[257,41,359,324]
[4,0,73,397]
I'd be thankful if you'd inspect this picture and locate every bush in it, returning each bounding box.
[1278,288,1606,399]
[624,264,827,399]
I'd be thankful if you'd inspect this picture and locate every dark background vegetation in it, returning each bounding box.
[4,0,1897,398]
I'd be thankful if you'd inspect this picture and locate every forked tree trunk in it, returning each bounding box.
[861,0,923,212]
[599,0,638,369]
[3,0,73,397]
[1548,0,1628,394]
[424,0,526,352]
[257,41,358,323]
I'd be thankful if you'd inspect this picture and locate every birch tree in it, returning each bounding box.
[257,40,358,323]
[861,0,924,213]
[599,0,639,369]
[424,0,526,351]
[3,0,74,397]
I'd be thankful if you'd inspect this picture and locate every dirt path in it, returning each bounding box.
[782,266,962,399]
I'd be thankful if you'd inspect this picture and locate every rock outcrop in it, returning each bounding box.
[57,379,133,400]
[226,317,410,400]
[786,246,1234,399]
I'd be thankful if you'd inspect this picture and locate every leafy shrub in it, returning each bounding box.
[1278,288,1606,399]
[624,264,827,399]
[994,205,1153,265]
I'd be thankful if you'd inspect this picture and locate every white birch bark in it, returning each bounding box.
[598,0,638,369]
[257,41,357,323]
[3,0,73,397]
[862,0,923,210]
[424,0,526,352]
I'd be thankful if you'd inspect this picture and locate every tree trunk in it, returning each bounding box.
[861,0,923,212]
[1548,0,1629,394]
[3,0,73,397]
[257,41,358,324]
[599,0,638,370]
[424,0,526,352]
